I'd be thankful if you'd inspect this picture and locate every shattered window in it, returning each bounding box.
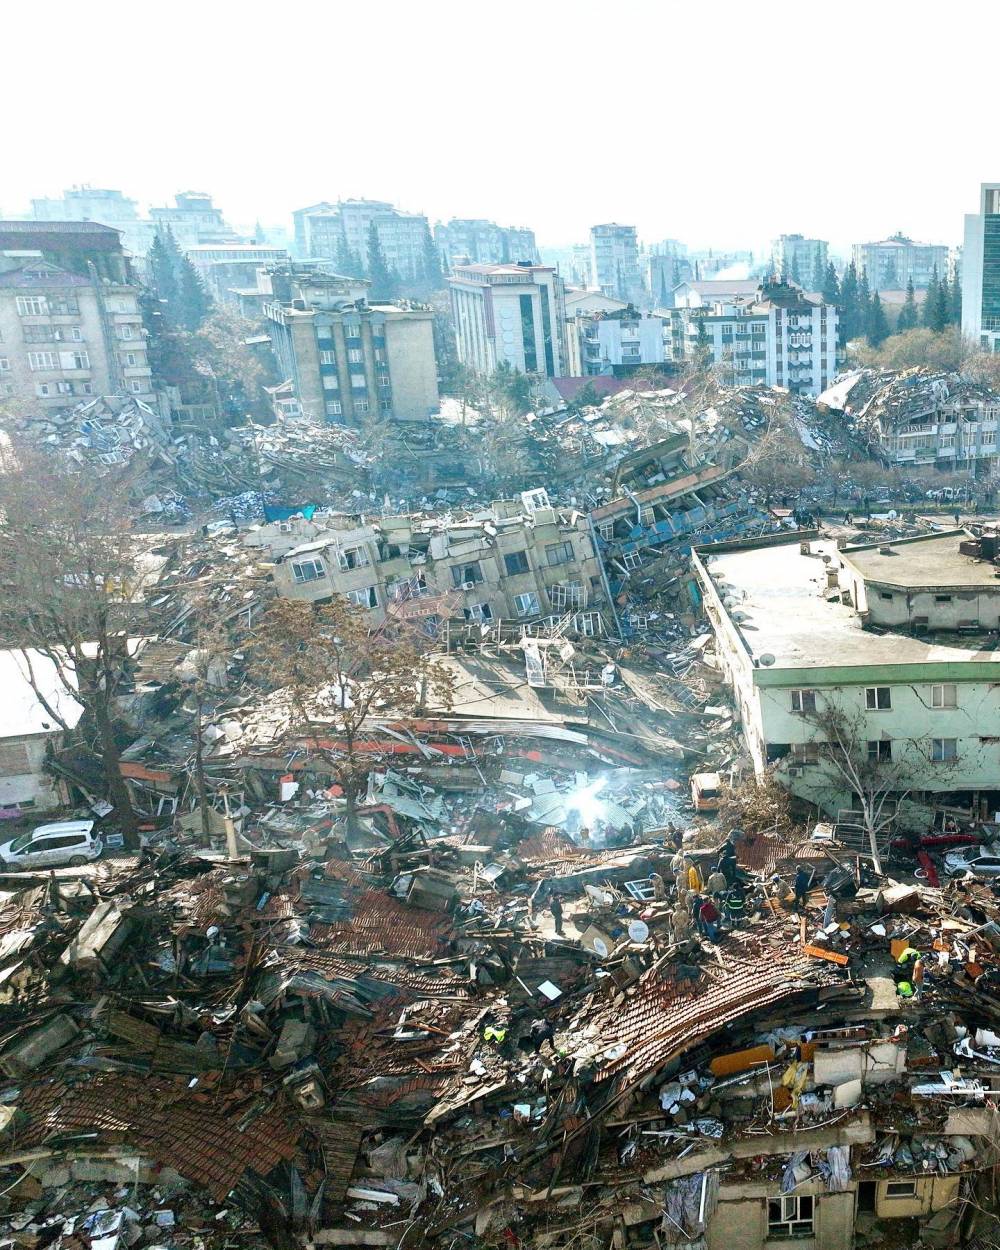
[464,602,492,622]
[514,592,540,617]
[867,739,892,762]
[767,1194,813,1237]
[545,541,575,567]
[451,563,483,588]
[346,586,378,608]
[503,550,530,575]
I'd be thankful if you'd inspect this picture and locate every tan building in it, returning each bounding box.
[263,267,438,423]
[0,221,152,410]
[257,491,610,633]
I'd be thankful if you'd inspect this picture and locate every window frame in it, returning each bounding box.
[884,1181,917,1199]
[545,540,575,567]
[867,739,892,763]
[290,558,327,584]
[514,590,541,617]
[346,585,378,609]
[790,688,817,715]
[931,737,958,763]
[865,686,891,711]
[931,683,957,709]
[767,1193,814,1238]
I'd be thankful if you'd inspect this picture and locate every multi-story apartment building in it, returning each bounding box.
[668,280,839,397]
[449,263,568,377]
[262,266,438,423]
[30,187,157,258]
[822,368,1000,477]
[770,234,828,286]
[150,193,241,251]
[565,308,669,376]
[590,224,642,302]
[695,528,1000,829]
[292,200,430,282]
[963,183,1000,353]
[184,244,289,301]
[434,219,538,270]
[0,222,153,409]
[257,489,609,633]
[852,234,949,291]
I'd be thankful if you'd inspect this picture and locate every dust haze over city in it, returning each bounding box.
[4,3,1000,1248]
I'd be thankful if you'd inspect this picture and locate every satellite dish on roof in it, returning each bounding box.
[732,610,748,621]
[592,937,609,958]
[821,554,832,564]
[758,653,776,667]
[628,920,650,944]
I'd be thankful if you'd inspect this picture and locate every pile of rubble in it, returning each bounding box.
[5,810,1000,1247]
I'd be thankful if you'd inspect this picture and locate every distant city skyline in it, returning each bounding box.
[3,0,993,258]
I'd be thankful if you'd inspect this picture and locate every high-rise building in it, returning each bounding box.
[771,235,828,287]
[852,234,948,291]
[434,219,538,270]
[589,224,642,302]
[449,263,568,377]
[963,184,1000,353]
[263,266,438,423]
[30,187,157,258]
[0,222,154,409]
[292,200,430,282]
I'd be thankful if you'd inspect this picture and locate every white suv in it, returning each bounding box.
[0,821,103,871]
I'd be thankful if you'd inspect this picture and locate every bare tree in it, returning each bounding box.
[250,597,455,824]
[801,705,914,872]
[0,446,147,840]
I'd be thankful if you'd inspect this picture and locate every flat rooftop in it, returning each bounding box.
[842,531,1000,590]
[700,538,1000,673]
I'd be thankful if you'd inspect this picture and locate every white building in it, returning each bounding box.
[852,234,949,291]
[0,650,82,810]
[670,280,839,396]
[434,219,538,270]
[150,192,241,251]
[566,310,668,376]
[449,263,568,377]
[962,183,1000,353]
[590,224,642,302]
[694,529,1000,829]
[771,234,828,286]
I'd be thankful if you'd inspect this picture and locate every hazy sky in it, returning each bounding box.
[5,0,996,254]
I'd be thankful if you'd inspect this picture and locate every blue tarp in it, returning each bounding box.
[263,504,317,522]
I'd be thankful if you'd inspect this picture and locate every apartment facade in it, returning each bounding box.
[449,263,568,377]
[771,234,828,285]
[590,224,642,302]
[566,309,668,376]
[694,530,1000,828]
[670,281,838,396]
[262,491,608,632]
[293,200,429,282]
[263,267,438,423]
[963,183,1000,353]
[434,219,538,270]
[150,192,241,251]
[0,223,153,409]
[852,235,949,291]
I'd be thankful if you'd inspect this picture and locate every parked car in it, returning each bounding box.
[0,820,102,871]
[943,846,1000,879]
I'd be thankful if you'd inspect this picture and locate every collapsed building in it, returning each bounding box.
[821,368,1000,477]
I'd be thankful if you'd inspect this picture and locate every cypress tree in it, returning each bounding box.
[177,256,212,331]
[922,268,940,330]
[949,268,963,326]
[839,262,859,343]
[811,251,825,293]
[897,278,919,332]
[867,293,890,346]
[932,278,950,334]
[789,253,801,286]
[149,229,180,316]
[821,262,840,307]
[421,222,443,289]
[336,232,364,279]
[366,222,395,301]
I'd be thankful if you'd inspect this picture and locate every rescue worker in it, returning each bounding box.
[895,946,920,981]
[550,894,565,936]
[529,1018,556,1054]
[687,861,704,894]
[724,880,747,927]
[650,871,668,902]
[793,865,813,912]
[912,956,925,1001]
[706,866,728,899]
[670,901,692,945]
[698,895,721,942]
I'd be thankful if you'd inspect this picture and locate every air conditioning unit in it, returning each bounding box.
[787,765,803,777]
[462,581,477,591]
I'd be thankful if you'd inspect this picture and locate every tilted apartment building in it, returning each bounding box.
[254,490,610,634]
